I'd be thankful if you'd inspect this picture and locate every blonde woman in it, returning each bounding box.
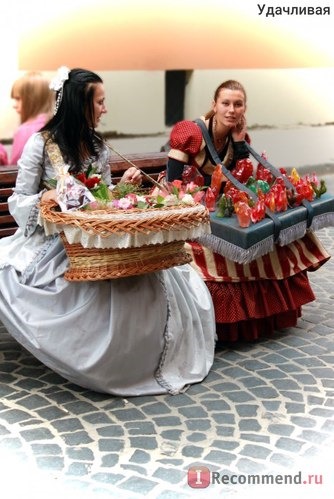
[0,72,54,165]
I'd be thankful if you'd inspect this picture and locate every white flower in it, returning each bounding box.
[136,195,147,204]
[181,194,195,205]
[49,66,70,91]
[164,194,179,206]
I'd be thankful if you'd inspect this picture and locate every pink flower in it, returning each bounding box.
[118,197,134,209]
[171,179,183,190]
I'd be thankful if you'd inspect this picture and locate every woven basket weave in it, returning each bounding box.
[40,202,210,280]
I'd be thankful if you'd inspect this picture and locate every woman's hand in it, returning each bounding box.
[232,115,247,142]
[120,166,142,185]
[41,189,58,203]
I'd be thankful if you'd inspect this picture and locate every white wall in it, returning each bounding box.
[98,71,165,135]
[1,67,334,141]
[184,68,334,127]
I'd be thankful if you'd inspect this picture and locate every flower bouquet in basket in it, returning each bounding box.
[41,164,211,281]
[215,156,327,228]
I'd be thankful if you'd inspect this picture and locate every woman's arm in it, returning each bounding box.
[8,133,47,230]
[167,157,186,182]
[0,143,8,166]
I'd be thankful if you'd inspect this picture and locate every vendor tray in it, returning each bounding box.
[196,193,334,264]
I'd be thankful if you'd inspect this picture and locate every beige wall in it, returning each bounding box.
[1,67,334,140]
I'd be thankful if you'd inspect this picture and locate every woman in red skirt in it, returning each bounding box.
[166,79,330,342]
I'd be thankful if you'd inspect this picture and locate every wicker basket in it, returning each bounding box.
[40,202,210,280]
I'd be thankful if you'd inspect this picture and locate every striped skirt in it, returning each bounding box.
[185,232,330,342]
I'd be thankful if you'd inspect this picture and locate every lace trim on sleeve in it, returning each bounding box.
[24,189,47,237]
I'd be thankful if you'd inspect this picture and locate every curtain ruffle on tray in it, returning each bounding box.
[196,211,334,264]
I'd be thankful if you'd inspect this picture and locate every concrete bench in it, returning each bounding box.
[0,152,167,238]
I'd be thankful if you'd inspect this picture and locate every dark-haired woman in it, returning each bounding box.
[0,67,215,396]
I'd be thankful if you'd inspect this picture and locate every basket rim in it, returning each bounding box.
[40,200,208,219]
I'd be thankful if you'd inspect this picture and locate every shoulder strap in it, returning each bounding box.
[194,118,284,241]
[194,119,257,201]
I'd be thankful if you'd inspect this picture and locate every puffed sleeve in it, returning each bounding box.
[8,133,46,233]
[168,120,203,164]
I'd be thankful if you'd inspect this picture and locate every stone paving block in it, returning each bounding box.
[186,432,207,443]
[162,394,195,408]
[66,461,92,476]
[125,421,155,435]
[121,463,148,475]
[300,429,332,444]
[0,408,32,424]
[184,419,211,431]
[246,387,279,399]
[36,455,64,470]
[235,404,259,417]
[178,406,208,419]
[111,408,146,421]
[279,390,304,401]
[51,417,84,432]
[268,424,294,436]
[240,376,268,388]
[118,475,158,494]
[98,438,124,453]
[239,419,262,432]
[129,436,157,450]
[239,433,270,443]
[142,403,172,416]
[129,449,151,464]
[19,427,55,442]
[97,425,124,437]
[36,406,71,421]
[91,471,125,485]
[204,449,236,465]
[155,490,191,499]
[269,452,295,468]
[182,445,204,458]
[161,430,183,441]
[290,416,317,428]
[235,457,268,474]
[101,453,119,467]
[285,403,306,413]
[240,444,272,460]
[211,413,235,424]
[62,430,94,446]
[211,439,240,451]
[154,416,182,427]
[153,466,185,484]
[216,426,235,437]
[275,436,306,452]
[32,442,63,455]
[0,436,22,450]
[200,399,231,411]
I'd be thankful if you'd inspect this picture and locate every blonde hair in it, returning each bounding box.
[11,71,54,124]
[205,80,247,120]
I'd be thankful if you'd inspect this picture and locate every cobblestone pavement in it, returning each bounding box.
[1,227,334,499]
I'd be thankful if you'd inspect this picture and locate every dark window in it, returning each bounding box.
[165,70,188,126]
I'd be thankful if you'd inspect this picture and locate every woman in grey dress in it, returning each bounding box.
[0,67,215,396]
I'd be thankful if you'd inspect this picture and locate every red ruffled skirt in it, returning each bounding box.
[185,232,330,343]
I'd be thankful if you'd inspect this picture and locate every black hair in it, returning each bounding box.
[41,68,104,172]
